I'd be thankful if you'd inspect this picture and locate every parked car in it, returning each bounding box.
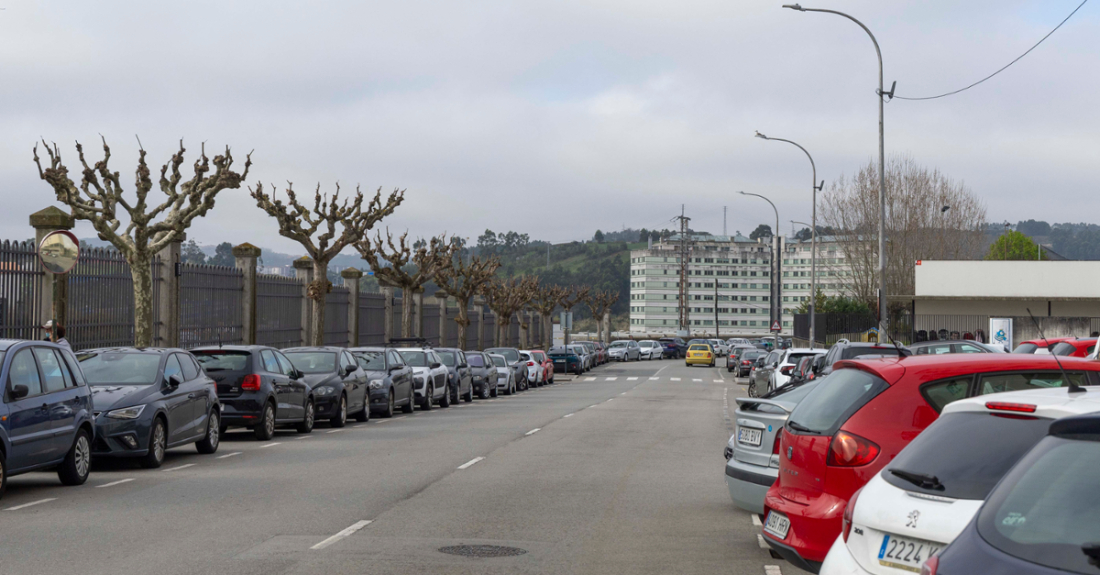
[819,385,1100,575]
[638,340,662,360]
[770,348,828,392]
[818,340,910,377]
[591,342,608,365]
[726,378,823,514]
[434,347,474,403]
[787,355,819,385]
[727,338,751,348]
[464,351,499,399]
[608,340,641,362]
[685,342,715,367]
[549,346,584,376]
[485,347,529,389]
[709,339,730,356]
[732,348,763,377]
[192,345,314,440]
[80,347,220,468]
[283,347,370,426]
[1,340,94,497]
[1049,337,1097,357]
[348,347,417,417]
[909,339,1001,355]
[751,350,783,394]
[1011,336,1071,354]
[761,354,1100,573]
[525,349,554,384]
[519,351,544,387]
[396,348,450,409]
[659,337,687,359]
[579,341,599,369]
[489,353,515,395]
[926,412,1100,575]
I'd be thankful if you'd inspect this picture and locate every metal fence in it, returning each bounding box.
[66,248,163,350]
[422,302,441,346]
[0,241,43,341]
[257,274,302,348]
[180,263,243,348]
[358,292,386,345]
[324,286,350,346]
[483,313,496,348]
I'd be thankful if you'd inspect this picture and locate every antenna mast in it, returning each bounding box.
[672,205,693,333]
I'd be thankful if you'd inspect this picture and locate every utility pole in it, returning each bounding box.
[723,206,728,237]
[714,279,719,339]
[673,205,692,334]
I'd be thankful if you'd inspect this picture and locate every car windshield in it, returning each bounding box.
[487,349,519,362]
[785,352,818,365]
[1012,343,1039,354]
[689,345,710,351]
[437,351,457,366]
[977,435,1100,574]
[283,352,337,374]
[398,351,429,367]
[355,351,386,371]
[78,352,162,385]
[610,342,628,348]
[884,412,1050,500]
[466,354,485,367]
[787,368,887,434]
[193,350,250,372]
[490,355,507,367]
[1051,341,1094,356]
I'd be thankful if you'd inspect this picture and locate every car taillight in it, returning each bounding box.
[780,366,793,375]
[920,555,939,575]
[527,361,535,366]
[241,374,261,391]
[742,360,751,365]
[772,428,783,455]
[842,486,863,542]
[827,431,880,467]
[985,401,1037,413]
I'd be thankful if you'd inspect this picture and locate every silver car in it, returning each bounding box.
[488,353,517,395]
[397,348,451,410]
[607,340,641,361]
[725,379,822,514]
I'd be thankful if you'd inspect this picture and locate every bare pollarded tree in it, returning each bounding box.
[483,276,540,347]
[251,182,404,345]
[356,231,457,338]
[558,285,591,344]
[530,283,568,351]
[585,289,620,343]
[433,252,501,348]
[819,155,987,312]
[35,138,251,347]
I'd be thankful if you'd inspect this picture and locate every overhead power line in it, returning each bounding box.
[894,0,1089,101]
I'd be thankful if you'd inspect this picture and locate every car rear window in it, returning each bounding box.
[978,371,1089,394]
[490,355,506,367]
[487,348,519,362]
[977,435,1100,574]
[883,412,1050,500]
[1012,343,1039,354]
[840,346,903,360]
[787,368,888,435]
[193,351,250,372]
[1051,341,1095,356]
[688,344,710,351]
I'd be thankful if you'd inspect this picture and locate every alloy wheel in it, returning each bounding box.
[74,435,91,478]
[153,424,166,462]
[306,403,315,427]
[209,416,220,449]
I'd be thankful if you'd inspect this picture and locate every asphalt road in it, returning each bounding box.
[0,356,794,575]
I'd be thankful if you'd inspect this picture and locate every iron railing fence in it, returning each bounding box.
[422,303,441,346]
[465,306,480,350]
[324,287,350,347]
[66,248,163,350]
[483,313,496,348]
[257,274,303,348]
[357,292,386,346]
[0,241,43,342]
[180,263,243,348]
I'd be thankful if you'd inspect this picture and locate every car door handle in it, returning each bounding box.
[40,403,49,412]
[187,393,196,399]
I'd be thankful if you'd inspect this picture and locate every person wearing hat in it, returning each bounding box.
[42,320,71,351]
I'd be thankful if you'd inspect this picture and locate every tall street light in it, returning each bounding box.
[783,3,892,333]
[738,191,781,334]
[756,131,823,347]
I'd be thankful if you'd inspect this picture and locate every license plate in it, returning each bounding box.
[878,534,943,573]
[554,359,565,363]
[763,511,790,540]
[737,427,762,446]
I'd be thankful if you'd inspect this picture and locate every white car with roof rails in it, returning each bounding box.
[708,339,729,356]
[397,348,450,410]
[819,384,1100,575]
[638,340,662,360]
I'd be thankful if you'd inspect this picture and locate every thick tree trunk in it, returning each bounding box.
[455,303,470,351]
[542,313,552,351]
[310,260,328,346]
[401,288,414,338]
[131,253,155,348]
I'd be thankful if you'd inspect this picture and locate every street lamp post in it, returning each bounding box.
[756,132,823,348]
[738,191,781,334]
[783,3,892,334]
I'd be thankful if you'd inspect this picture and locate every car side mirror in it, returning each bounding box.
[388,365,401,373]
[458,363,468,369]
[10,384,29,399]
[165,374,183,388]
[430,362,442,369]
[291,369,304,379]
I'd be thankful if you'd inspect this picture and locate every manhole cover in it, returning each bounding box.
[438,545,528,558]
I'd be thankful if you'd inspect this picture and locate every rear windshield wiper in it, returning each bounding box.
[202,367,229,372]
[787,421,820,435]
[889,468,945,491]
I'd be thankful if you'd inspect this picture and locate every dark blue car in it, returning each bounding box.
[928,413,1100,575]
[549,346,583,375]
[0,339,94,498]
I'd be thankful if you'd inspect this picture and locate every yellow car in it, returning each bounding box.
[685,343,715,367]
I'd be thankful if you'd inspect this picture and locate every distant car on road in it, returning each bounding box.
[519,351,544,387]
[607,340,641,362]
[348,347,417,417]
[397,348,451,409]
[489,353,516,395]
[685,343,715,367]
[730,348,762,377]
[708,339,729,356]
[284,347,370,426]
[485,347,529,389]
[463,351,499,399]
[638,340,662,360]
[909,339,1002,355]
[550,346,584,376]
[659,337,686,359]
[434,347,474,403]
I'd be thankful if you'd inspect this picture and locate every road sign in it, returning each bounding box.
[560,312,573,330]
[771,321,782,332]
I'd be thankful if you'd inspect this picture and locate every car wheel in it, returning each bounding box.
[504,380,512,395]
[332,395,348,427]
[463,384,474,403]
[196,410,220,454]
[355,401,370,422]
[440,385,451,408]
[297,401,316,432]
[479,385,490,400]
[0,450,6,500]
[140,419,167,469]
[420,385,434,410]
[747,382,758,398]
[381,391,395,418]
[490,386,498,398]
[58,428,92,486]
[254,402,276,440]
[402,391,416,413]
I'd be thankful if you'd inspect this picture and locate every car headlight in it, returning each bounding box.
[472,375,482,382]
[314,385,335,395]
[369,379,385,390]
[414,376,425,384]
[106,405,145,420]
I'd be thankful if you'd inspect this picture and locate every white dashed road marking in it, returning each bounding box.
[604,377,617,381]
[163,464,196,472]
[217,452,242,460]
[693,379,702,382]
[297,435,313,440]
[310,520,373,550]
[525,428,540,436]
[713,379,724,383]
[4,498,57,511]
[765,565,783,575]
[670,378,681,382]
[563,413,574,418]
[585,377,596,381]
[758,535,770,549]
[627,377,638,381]
[373,419,393,424]
[326,429,343,434]
[457,457,485,470]
[260,442,283,448]
[649,377,659,380]
[97,478,134,488]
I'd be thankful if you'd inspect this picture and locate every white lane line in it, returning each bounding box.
[163,463,196,472]
[765,565,783,575]
[605,398,614,403]
[670,377,681,381]
[217,452,242,460]
[457,457,485,470]
[605,377,617,381]
[326,429,343,434]
[4,498,57,511]
[752,515,762,526]
[310,520,373,550]
[649,377,659,380]
[373,419,393,424]
[758,535,770,549]
[693,378,702,382]
[297,435,313,440]
[563,413,574,418]
[525,428,540,436]
[654,364,670,376]
[627,377,638,381]
[353,424,366,428]
[620,392,627,395]
[713,379,724,383]
[260,442,284,448]
[585,377,596,381]
[97,478,134,488]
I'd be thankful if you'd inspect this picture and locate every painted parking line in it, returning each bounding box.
[627,377,638,381]
[373,419,393,424]
[326,429,343,434]
[260,442,284,448]
[670,378,681,381]
[649,377,659,380]
[162,463,196,472]
[605,398,613,403]
[563,413,574,418]
[525,428,540,436]
[310,520,373,550]
[4,498,57,511]
[752,515,762,526]
[97,478,135,488]
[693,379,702,382]
[758,534,770,549]
[765,565,783,575]
[620,392,627,395]
[585,377,596,381]
[713,379,724,383]
[457,457,485,470]
[605,377,617,381]
[297,435,313,440]
[217,452,242,460]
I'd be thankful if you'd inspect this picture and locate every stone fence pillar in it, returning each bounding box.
[293,257,314,346]
[233,243,261,345]
[29,207,74,333]
[342,268,363,347]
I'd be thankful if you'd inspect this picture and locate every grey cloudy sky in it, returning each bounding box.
[1,0,1095,254]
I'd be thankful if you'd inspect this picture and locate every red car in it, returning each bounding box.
[761,354,1100,573]
[1012,336,1072,354]
[1050,337,1097,357]
[530,349,554,384]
